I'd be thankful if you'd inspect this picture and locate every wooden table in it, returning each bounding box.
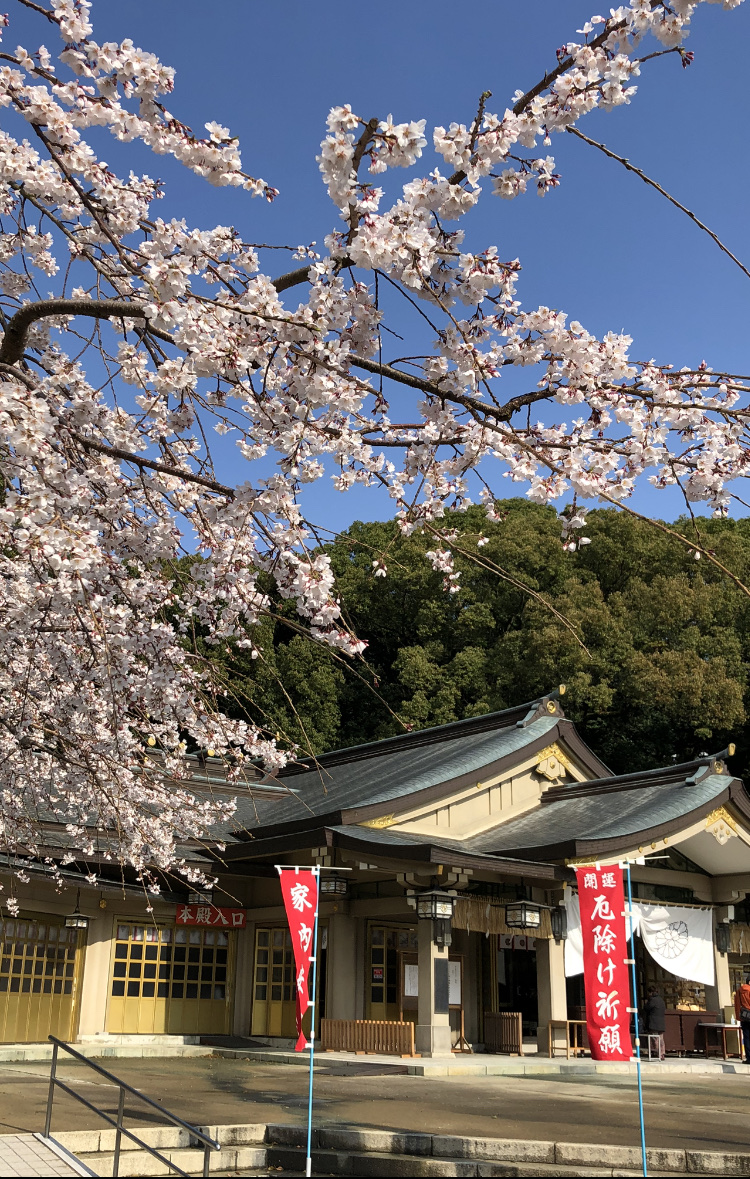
[548,1019,587,1059]
[699,1022,743,1061]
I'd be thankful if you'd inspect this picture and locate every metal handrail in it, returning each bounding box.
[44,1035,221,1178]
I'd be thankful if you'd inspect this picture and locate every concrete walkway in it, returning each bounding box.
[1,1055,750,1155]
[3,1036,748,1076]
[210,1043,750,1077]
[0,1135,91,1177]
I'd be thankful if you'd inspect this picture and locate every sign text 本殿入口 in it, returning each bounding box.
[175,904,246,928]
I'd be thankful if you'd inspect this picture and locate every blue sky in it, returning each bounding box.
[9,0,750,532]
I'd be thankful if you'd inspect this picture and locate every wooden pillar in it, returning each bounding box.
[232,922,255,1036]
[705,913,733,1017]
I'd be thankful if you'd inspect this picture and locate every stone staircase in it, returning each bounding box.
[52,1122,266,1176]
[45,1123,750,1177]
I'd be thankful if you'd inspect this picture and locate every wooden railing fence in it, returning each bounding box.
[320,1018,416,1056]
[483,1011,524,1055]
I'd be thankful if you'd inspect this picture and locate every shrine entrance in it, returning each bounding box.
[366,923,418,1021]
[492,934,539,1037]
[250,924,327,1038]
[106,922,234,1035]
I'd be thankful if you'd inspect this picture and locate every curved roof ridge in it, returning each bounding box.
[278,691,564,776]
[541,756,733,804]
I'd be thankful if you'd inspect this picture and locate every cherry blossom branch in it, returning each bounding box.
[424,522,590,652]
[0,299,174,365]
[67,432,235,498]
[446,1,660,185]
[567,126,750,282]
[349,354,549,422]
[0,351,235,498]
[346,117,380,242]
[15,0,56,22]
[504,429,750,599]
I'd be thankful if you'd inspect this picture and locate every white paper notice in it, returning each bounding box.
[448,960,461,1006]
[404,963,419,997]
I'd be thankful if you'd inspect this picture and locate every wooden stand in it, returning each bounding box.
[548,1018,587,1058]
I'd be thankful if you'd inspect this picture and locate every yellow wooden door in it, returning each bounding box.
[107,923,233,1035]
[250,926,296,1037]
[367,925,417,1020]
[250,925,328,1039]
[0,915,83,1043]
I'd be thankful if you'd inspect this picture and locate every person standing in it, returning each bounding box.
[734,974,750,1061]
[644,986,666,1060]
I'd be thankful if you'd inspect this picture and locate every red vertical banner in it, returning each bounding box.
[278,868,319,1052]
[575,866,633,1061]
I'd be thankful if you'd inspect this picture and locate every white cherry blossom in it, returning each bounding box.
[0,0,747,900]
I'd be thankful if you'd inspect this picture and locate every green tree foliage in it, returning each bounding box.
[201,503,750,776]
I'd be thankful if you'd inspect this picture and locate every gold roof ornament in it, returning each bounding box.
[535,742,573,781]
[705,806,738,846]
[360,813,396,829]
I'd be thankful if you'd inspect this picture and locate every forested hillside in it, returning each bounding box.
[201,502,750,779]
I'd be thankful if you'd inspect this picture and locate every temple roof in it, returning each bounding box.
[192,697,750,882]
[226,692,609,839]
[454,758,747,861]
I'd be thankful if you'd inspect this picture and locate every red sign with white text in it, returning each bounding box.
[175,904,246,928]
[278,868,319,1052]
[575,866,633,1061]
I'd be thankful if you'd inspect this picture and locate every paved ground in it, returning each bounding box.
[0,1056,748,1156]
[0,1135,84,1177]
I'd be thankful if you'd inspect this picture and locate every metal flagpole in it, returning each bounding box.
[305,866,321,1179]
[275,863,352,1178]
[625,860,648,1178]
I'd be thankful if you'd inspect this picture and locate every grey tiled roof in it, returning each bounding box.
[228,713,559,833]
[463,772,731,856]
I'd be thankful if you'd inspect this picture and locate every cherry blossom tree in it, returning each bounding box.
[0,0,746,905]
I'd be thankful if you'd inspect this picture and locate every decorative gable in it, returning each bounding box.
[358,739,591,842]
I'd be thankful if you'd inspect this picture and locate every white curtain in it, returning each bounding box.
[564,891,584,977]
[563,893,714,986]
[638,903,715,987]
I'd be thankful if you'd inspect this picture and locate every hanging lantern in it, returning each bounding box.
[320,874,349,898]
[415,889,456,949]
[64,890,90,930]
[715,923,731,956]
[550,905,567,943]
[415,890,455,921]
[505,900,542,930]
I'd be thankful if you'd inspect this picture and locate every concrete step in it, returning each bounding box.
[266,1149,694,1177]
[267,1124,742,1175]
[0,1042,215,1063]
[77,1034,200,1045]
[54,1122,266,1154]
[77,1144,266,1176]
[48,1122,750,1177]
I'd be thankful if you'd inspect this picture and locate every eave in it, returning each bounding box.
[496,779,750,863]
[209,825,567,882]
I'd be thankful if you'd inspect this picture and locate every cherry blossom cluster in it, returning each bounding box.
[0,0,747,897]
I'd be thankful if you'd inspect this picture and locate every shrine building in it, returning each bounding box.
[3,690,750,1057]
